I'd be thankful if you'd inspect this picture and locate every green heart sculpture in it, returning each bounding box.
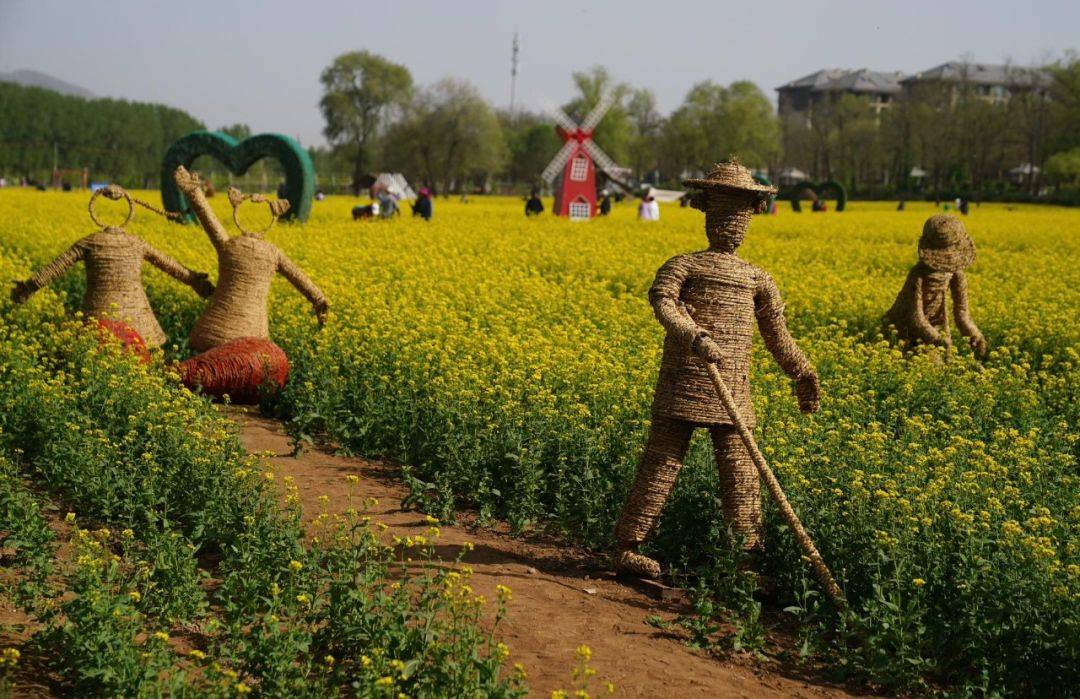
[788,179,847,212]
[161,131,315,223]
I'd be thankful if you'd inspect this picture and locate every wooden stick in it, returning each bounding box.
[705,363,847,611]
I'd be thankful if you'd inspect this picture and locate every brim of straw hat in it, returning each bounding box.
[681,177,778,195]
[919,235,975,272]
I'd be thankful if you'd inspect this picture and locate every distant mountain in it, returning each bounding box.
[0,69,95,98]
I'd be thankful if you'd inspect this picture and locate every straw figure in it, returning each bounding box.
[612,160,820,580]
[172,166,327,402]
[9,184,214,356]
[883,214,987,358]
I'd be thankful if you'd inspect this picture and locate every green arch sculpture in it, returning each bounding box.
[161,131,315,223]
[788,179,847,213]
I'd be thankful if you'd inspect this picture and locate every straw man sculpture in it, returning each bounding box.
[613,161,820,580]
[883,214,987,358]
[172,166,327,402]
[10,184,214,354]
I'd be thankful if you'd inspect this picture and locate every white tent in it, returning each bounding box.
[372,173,416,200]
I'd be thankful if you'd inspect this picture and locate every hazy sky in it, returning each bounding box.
[1,0,1076,147]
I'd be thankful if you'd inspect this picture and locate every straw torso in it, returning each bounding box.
[74,230,168,346]
[884,263,955,342]
[189,235,280,351]
[650,251,765,426]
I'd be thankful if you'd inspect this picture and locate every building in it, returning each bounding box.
[899,62,1052,105]
[776,68,906,119]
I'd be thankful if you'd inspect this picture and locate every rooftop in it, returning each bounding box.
[778,68,905,94]
[900,62,1051,87]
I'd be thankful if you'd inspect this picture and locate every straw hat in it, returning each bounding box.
[919,214,975,272]
[683,160,777,194]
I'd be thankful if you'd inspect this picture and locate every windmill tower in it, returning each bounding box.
[540,93,620,220]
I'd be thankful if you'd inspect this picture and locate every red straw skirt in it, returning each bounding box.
[93,318,152,364]
[179,338,289,403]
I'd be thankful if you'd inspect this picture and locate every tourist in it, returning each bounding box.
[638,193,659,221]
[412,187,433,221]
[525,190,544,216]
[598,191,612,216]
[377,190,399,218]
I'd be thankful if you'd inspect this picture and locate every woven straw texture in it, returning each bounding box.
[178,337,289,404]
[648,193,812,426]
[614,417,762,550]
[13,226,212,348]
[174,167,327,352]
[919,214,975,272]
[884,217,985,355]
[614,183,818,578]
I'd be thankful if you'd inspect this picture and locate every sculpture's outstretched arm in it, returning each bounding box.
[11,242,86,303]
[173,166,230,250]
[950,271,987,357]
[755,272,819,413]
[277,251,328,324]
[141,242,214,298]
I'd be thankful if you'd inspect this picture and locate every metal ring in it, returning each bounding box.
[232,197,277,236]
[89,186,134,230]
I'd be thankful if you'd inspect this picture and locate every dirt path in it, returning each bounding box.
[236,410,858,699]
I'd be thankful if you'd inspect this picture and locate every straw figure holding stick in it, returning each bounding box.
[612,160,821,581]
[172,166,328,402]
[9,184,214,358]
[883,214,987,359]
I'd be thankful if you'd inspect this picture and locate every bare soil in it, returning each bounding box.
[236,409,863,699]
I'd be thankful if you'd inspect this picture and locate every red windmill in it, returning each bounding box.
[541,92,621,220]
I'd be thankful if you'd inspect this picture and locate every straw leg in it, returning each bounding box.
[613,416,694,549]
[705,363,847,611]
[709,425,763,551]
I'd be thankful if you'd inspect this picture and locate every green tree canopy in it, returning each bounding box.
[383,78,507,193]
[319,51,413,192]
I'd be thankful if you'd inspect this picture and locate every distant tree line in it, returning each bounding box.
[0,81,204,187]
[780,56,1080,202]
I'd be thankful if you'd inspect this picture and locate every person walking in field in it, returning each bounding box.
[412,187,433,221]
[172,166,328,402]
[883,214,987,358]
[613,160,821,580]
[10,184,214,351]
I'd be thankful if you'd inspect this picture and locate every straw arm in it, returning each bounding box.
[949,271,981,339]
[13,242,85,301]
[910,274,947,346]
[649,256,706,350]
[142,243,214,298]
[704,362,847,611]
[173,167,230,250]
[277,252,328,316]
[754,273,813,379]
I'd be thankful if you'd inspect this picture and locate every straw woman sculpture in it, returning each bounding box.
[883,214,987,358]
[612,161,820,580]
[9,184,214,355]
[172,166,327,402]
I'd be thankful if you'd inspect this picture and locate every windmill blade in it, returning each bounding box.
[583,140,617,175]
[581,91,614,131]
[541,140,578,183]
[542,99,579,132]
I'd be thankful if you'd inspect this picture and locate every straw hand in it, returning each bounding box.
[693,334,724,364]
[173,166,201,195]
[794,373,820,414]
[314,299,329,327]
[10,279,35,304]
[969,333,988,359]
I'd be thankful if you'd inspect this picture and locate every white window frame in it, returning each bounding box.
[569,155,589,182]
[568,198,591,221]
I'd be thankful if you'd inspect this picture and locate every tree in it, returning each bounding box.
[383,78,506,193]
[498,110,561,188]
[218,123,252,141]
[625,89,663,179]
[1044,147,1080,187]
[661,80,778,177]
[319,51,413,193]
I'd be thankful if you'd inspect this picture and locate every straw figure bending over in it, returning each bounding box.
[173,165,328,402]
[10,184,214,359]
[883,214,987,359]
[612,160,820,580]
